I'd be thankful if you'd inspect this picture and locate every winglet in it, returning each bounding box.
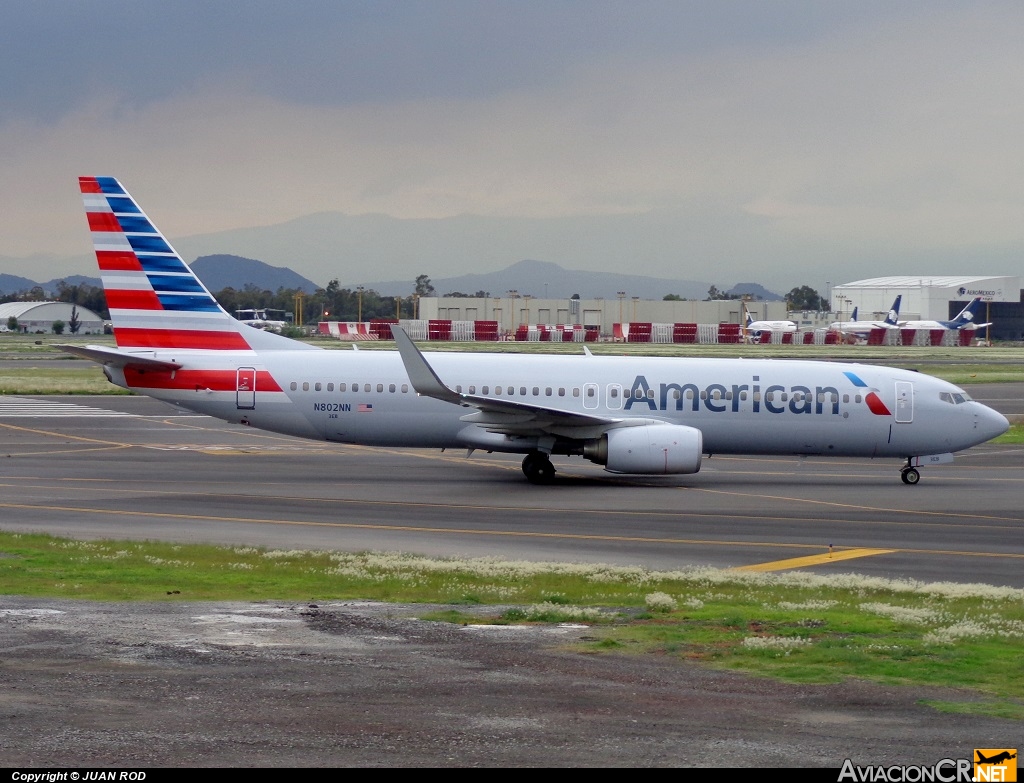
[391,326,462,404]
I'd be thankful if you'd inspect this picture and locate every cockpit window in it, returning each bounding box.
[939,392,970,405]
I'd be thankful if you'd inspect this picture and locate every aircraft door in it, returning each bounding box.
[583,383,599,409]
[236,367,256,410]
[894,381,913,423]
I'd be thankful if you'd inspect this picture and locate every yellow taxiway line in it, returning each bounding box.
[733,547,897,572]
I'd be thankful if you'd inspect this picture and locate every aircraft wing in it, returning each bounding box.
[53,343,183,371]
[391,326,623,436]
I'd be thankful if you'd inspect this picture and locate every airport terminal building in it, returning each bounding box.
[832,276,1024,340]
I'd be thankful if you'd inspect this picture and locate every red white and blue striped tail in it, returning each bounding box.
[80,176,258,351]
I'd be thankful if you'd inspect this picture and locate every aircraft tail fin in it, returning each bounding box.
[79,177,310,352]
[850,306,858,322]
[952,297,984,327]
[884,295,902,326]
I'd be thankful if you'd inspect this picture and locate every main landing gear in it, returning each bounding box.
[900,460,920,485]
[522,452,556,484]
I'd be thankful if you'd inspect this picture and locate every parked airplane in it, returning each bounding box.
[898,297,992,331]
[58,177,1008,485]
[828,296,902,337]
[235,308,288,332]
[743,306,797,340]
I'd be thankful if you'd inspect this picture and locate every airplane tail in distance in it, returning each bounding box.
[884,295,902,326]
[850,306,858,322]
[79,177,305,352]
[953,297,983,326]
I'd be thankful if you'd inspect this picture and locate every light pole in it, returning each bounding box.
[617,291,626,326]
[631,296,639,322]
[357,285,364,322]
[507,289,518,331]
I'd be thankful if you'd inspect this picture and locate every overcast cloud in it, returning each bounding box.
[2,1,1022,290]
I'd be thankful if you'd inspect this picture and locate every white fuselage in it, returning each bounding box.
[110,348,1008,461]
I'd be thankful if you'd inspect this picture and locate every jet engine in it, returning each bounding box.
[583,424,703,475]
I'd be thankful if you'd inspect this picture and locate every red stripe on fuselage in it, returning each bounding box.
[114,328,252,350]
[105,289,163,310]
[865,392,892,416]
[87,212,121,232]
[124,368,282,392]
[96,250,143,272]
[79,177,102,193]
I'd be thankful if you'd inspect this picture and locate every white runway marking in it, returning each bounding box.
[0,397,135,418]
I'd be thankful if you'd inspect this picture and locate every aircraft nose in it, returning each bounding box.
[977,404,1010,442]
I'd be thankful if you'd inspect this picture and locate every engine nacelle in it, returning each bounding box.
[584,424,703,475]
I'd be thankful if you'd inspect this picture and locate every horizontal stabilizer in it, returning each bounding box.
[53,343,182,371]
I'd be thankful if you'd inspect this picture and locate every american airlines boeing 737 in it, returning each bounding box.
[58,177,1009,485]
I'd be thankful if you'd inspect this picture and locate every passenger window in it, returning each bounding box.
[495,386,502,395]
[302,382,309,391]
[545,387,552,396]
[482,386,489,395]
[469,385,476,394]
[520,387,527,396]
[389,384,396,393]
[315,382,322,391]
[587,387,595,398]
[327,383,334,392]
[340,383,347,392]
[611,388,619,399]
[573,388,580,398]
[558,388,565,397]
[376,383,383,393]
[532,387,539,396]
[364,384,371,392]
[290,382,297,391]
[402,384,409,393]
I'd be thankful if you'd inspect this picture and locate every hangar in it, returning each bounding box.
[0,301,105,335]
[832,276,1024,340]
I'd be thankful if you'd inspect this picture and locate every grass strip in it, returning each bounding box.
[2,530,1021,718]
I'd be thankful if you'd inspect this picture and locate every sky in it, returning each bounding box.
[3,1,1024,292]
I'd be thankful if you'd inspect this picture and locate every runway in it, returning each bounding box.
[1,394,1022,587]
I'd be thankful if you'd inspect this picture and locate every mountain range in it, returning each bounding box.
[1,256,783,301]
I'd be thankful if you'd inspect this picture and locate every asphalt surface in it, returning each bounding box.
[0,393,1021,767]
[0,393,1021,586]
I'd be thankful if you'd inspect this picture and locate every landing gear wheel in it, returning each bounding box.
[522,452,556,484]
[901,467,920,485]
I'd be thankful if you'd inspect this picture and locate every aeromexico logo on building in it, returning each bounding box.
[958,287,999,298]
[623,372,891,416]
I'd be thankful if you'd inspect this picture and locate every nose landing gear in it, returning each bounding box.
[901,460,920,485]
